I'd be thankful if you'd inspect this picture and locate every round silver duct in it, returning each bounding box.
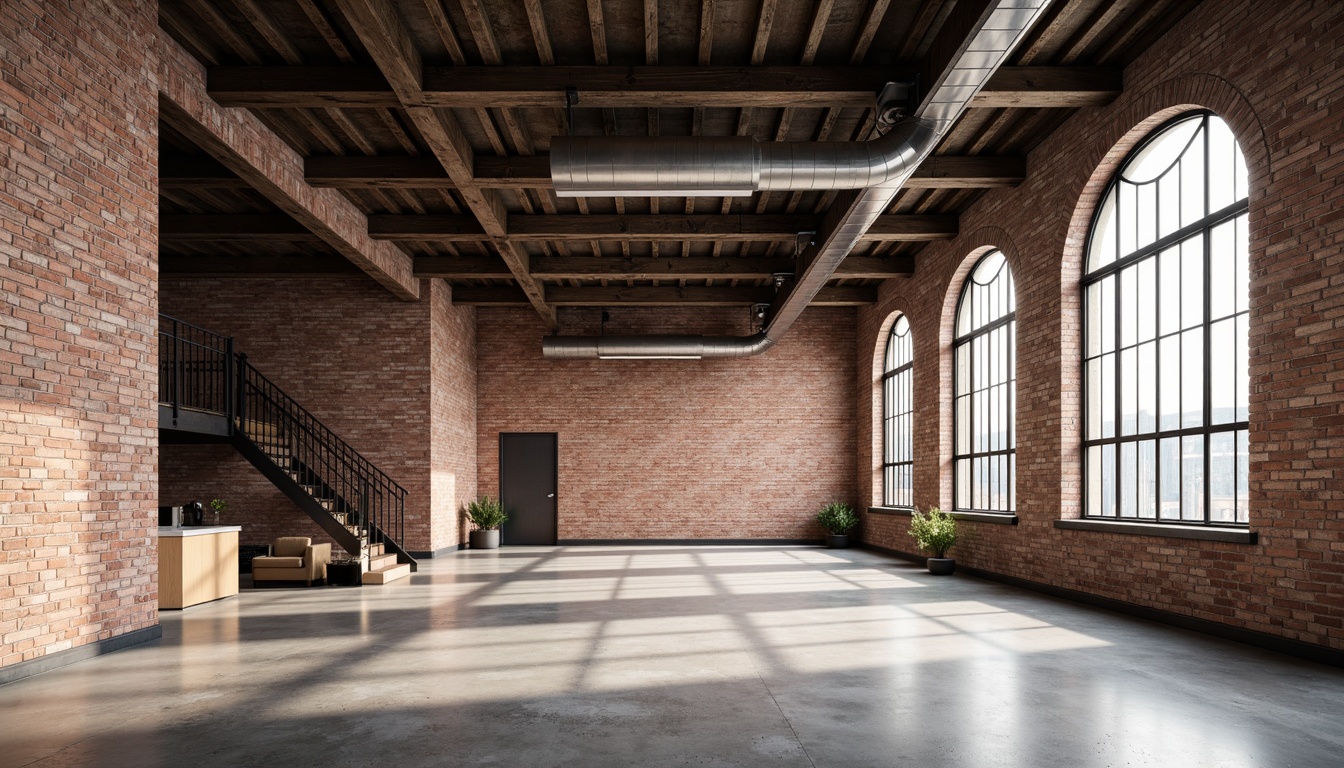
[551,120,936,198]
[542,334,776,360]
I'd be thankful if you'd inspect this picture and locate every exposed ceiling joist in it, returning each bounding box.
[329,0,557,329]
[453,285,877,307]
[415,254,914,280]
[163,213,956,243]
[156,32,420,300]
[367,213,956,242]
[207,65,1120,110]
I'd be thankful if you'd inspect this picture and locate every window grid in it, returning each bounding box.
[882,316,913,507]
[953,252,1016,515]
[1083,111,1250,526]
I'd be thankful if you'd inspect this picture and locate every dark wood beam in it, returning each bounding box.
[367,214,956,242]
[160,154,250,188]
[162,254,361,276]
[330,0,556,328]
[303,155,550,189]
[208,65,1115,110]
[453,285,877,307]
[161,215,319,241]
[157,33,419,299]
[971,66,1122,108]
[414,254,914,280]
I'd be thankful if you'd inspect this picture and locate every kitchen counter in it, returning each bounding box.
[158,526,241,609]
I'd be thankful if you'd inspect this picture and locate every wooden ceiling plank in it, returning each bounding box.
[210,64,1112,109]
[423,0,469,65]
[416,254,913,280]
[698,0,717,65]
[366,213,955,242]
[751,0,778,65]
[295,0,356,63]
[187,0,263,65]
[158,31,419,299]
[850,0,894,65]
[521,0,556,65]
[457,0,504,65]
[330,0,556,327]
[159,4,221,66]
[233,0,304,65]
[586,0,609,66]
[801,0,836,66]
[453,284,875,307]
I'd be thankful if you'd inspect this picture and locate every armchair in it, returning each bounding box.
[251,536,332,586]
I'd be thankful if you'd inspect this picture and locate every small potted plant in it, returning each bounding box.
[209,498,227,526]
[816,502,858,548]
[465,495,508,549]
[908,507,957,574]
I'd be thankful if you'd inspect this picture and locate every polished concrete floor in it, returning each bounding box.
[3,545,1343,768]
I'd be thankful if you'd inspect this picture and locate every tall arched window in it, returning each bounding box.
[883,315,913,507]
[1083,111,1249,525]
[954,251,1016,514]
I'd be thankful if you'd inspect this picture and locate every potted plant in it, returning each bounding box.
[465,495,508,549]
[816,502,858,548]
[908,507,957,574]
[209,498,227,526]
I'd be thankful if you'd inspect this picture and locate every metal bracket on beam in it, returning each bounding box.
[565,87,579,136]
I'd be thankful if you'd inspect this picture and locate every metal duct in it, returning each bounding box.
[543,0,1054,360]
[551,120,935,198]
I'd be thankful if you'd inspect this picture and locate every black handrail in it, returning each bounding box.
[158,314,407,555]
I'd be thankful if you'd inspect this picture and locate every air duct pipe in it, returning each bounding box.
[543,0,1054,360]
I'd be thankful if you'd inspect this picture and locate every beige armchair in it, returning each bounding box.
[251,537,331,586]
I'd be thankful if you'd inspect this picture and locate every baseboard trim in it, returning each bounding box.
[558,538,822,546]
[407,543,467,558]
[860,542,1342,668]
[0,625,163,687]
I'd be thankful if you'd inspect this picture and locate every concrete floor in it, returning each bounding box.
[3,546,1343,768]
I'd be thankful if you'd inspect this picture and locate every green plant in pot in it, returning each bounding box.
[209,498,227,526]
[816,502,858,549]
[465,495,508,549]
[908,507,957,574]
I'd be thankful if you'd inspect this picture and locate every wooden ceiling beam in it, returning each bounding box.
[416,254,913,281]
[162,214,321,241]
[162,254,361,276]
[207,65,1113,109]
[156,32,419,299]
[329,0,556,329]
[364,213,956,242]
[453,285,877,307]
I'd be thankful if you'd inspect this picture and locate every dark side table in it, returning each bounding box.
[327,560,363,587]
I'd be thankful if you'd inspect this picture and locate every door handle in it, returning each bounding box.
[547,493,555,498]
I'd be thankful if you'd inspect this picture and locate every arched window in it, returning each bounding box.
[1083,111,1249,525]
[954,251,1016,514]
[882,315,913,507]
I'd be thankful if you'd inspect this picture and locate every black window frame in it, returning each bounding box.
[882,315,914,508]
[952,250,1016,515]
[1081,110,1251,527]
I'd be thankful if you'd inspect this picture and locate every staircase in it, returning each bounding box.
[159,315,416,585]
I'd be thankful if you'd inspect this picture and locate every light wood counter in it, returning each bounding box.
[158,526,241,609]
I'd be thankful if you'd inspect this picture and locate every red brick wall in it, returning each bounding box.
[477,307,857,540]
[160,277,473,554]
[431,282,477,550]
[0,0,159,668]
[857,0,1344,649]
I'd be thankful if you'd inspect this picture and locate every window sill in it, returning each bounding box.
[1053,518,1257,544]
[868,507,1018,525]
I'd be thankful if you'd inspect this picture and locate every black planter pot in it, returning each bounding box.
[825,534,849,549]
[469,529,500,549]
[926,557,955,575]
[327,560,363,587]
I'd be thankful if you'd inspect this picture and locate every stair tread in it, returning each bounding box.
[361,562,410,585]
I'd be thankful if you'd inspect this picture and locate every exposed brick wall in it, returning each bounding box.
[159,277,472,554]
[477,307,857,540]
[857,0,1344,649]
[0,0,159,669]
[431,282,477,550]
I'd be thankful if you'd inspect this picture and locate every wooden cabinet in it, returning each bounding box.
[158,527,241,609]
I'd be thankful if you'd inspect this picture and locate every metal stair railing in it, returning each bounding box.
[235,356,409,556]
[157,314,413,570]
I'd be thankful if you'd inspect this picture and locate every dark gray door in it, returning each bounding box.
[499,433,557,545]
